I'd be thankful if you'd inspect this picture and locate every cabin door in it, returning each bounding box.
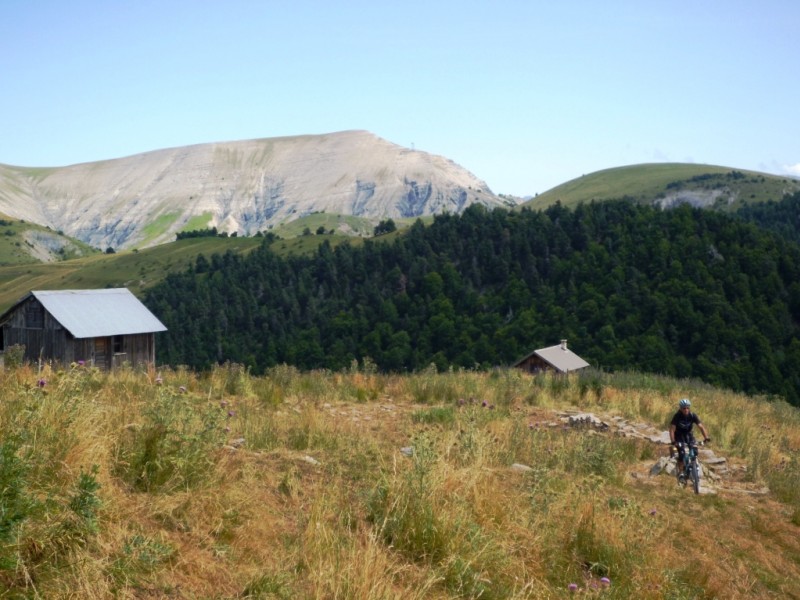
[93,338,108,369]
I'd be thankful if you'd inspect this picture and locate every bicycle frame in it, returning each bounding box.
[676,441,701,493]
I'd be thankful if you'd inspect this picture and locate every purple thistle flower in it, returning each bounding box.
[568,583,578,592]
[481,400,488,407]
[220,400,228,408]
[227,410,235,418]
[649,508,657,516]
[37,378,46,388]
[600,577,611,586]
[78,360,85,367]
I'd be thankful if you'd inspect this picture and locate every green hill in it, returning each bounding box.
[0,213,99,266]
[0,229,376,312]
[0,236,262,312]
[525,163,800,211]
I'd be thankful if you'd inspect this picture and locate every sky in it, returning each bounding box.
[1,0,798,197]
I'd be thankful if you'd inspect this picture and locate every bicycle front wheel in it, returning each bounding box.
[691,461,700,494]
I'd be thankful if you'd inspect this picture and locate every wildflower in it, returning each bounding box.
[227,410,235,418]
[481,400,488,407]
[568,583,578,592]
[649,508,657,516]
[37,378,46,388]
[78,360,85,367]
[600,577,611,587]
[457,398,465,406]
[155,376,163,385]
[220,400,228,408]
[529,423,534,429]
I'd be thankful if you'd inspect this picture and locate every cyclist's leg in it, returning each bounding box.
[676,441,687,482]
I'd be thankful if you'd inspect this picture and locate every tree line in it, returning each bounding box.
[145,193,800,405]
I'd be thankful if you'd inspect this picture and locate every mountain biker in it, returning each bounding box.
[669,398,710,482]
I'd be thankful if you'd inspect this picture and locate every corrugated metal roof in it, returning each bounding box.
[32,288,167,339]
[533,343,590,373]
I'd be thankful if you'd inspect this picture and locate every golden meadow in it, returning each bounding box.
[2,361,799,599]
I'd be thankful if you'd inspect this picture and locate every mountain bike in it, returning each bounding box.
[675,440,706,494]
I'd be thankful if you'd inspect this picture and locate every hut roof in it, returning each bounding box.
[1,288,167,338]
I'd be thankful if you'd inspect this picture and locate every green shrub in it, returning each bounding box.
[367,434,447,562]
[241,572,294,599]
[411,406,455,425]
[113,387,226,492]
[108,534,174,587]
[2,344,25,369]
[766,450,800,508]
[67,464,102,535]
[0,435,38,570]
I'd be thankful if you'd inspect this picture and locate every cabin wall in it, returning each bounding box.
[1,297,71,364]
[515,355,556,375]
[110,333,156,368]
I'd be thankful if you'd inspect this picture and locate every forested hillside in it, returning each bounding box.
[145,193,800,404]
[733,191,800,244]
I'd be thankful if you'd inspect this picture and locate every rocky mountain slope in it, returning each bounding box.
[0,130,514,250]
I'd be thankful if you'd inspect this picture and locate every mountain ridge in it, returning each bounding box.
[0,130,514,250]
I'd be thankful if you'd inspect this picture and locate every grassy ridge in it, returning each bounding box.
[0,237,262,311]
[1,362,798,598]
[0,217,99,266]
[525,163,800,210]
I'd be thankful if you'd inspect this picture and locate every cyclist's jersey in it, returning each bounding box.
[671,410,701,443]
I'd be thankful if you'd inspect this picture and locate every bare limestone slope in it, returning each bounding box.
[0,130,514,250]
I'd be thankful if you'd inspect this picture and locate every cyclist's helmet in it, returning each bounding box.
[679,398,691,409]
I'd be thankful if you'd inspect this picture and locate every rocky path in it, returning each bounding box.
[548,409,768,497]
[314,400,770,497]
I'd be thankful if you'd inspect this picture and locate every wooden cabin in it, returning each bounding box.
[513,339,590,374]
[0,288,167,369]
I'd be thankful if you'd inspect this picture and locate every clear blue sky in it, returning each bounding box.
[2,0,798,196]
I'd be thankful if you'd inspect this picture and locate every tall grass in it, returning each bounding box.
[1,362,799,597]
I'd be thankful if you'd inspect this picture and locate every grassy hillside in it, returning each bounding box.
[526,163,800,211]
[1,363,798,598]
[270,212,431,239]
[0,236,262,312]
[0,213,99,266]
[270,212,377,238]
[0,231,373,312]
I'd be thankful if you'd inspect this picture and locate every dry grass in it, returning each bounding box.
[1,364,799,598]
